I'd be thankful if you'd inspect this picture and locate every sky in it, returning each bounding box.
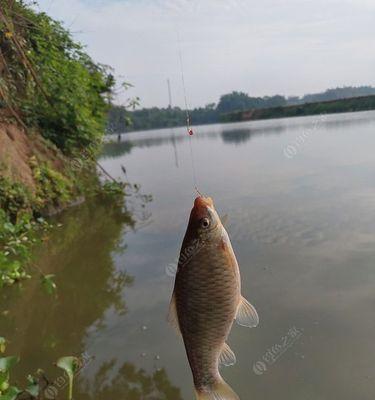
[36,0,375,108]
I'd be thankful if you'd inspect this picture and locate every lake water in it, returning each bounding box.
[2,111,375,399]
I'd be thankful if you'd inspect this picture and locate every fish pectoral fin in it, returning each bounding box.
[167,293,181,335]
[195,378,239,400]
[219,343,236,367]
[235,296,259,328]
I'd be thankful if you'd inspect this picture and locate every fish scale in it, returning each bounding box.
[175,239,240,390]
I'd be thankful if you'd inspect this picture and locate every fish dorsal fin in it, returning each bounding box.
[219,343,236,367]
[235,296,259,328]
[167,293,181,335]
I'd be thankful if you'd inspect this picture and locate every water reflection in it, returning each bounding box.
[170,128,179,168]
[78,362,182,400]
[101,140,134,158]
[4,111,375,400]
[220,124,287,145]
[0,196,183,399]
[102,123,285,159]
[5,196,133,331]
[99,111,375,400]
[102,111,375,160]
[221,129,252,144]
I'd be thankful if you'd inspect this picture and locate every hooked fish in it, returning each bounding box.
[168,196,259,400]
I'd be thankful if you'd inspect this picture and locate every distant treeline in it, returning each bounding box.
[107,86,375,133]
[223,94,375,123]
[108,103,218,133]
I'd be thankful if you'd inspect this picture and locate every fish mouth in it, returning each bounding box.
[192,196,214,219]
[194,196,214,209]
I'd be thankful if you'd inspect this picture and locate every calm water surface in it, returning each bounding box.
[2,111,375,399]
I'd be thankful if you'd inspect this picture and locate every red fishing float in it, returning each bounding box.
[188,128,194,136]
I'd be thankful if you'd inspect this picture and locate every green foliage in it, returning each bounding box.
[0,356,19,374]
[0,165,129,288]
[223,94,375,123]
[0,342,82,400]
[0,176,33,223]
[107,86,375,133]
[0,171,62,287]
[56,356,80,400]
[0,208,34,286]
[0,355,19,398]
[1,1,114,154]
[302,85,375,104]
[41,274,57,295]
[0,338,6,354]
[100,180,126,198]
[217,91,287,114]
[0,349,181,400]
[0,385,21,400]
[107,93,287,133]
[0,206,53,287]
[0,2,131,289]
[30,157,73,208]
[0,172,132,289]
[107,103,218,133]
[25,375,40,397]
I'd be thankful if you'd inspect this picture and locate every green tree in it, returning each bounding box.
[0,1,115,154]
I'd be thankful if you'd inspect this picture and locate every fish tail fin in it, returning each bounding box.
[194,377,240,400]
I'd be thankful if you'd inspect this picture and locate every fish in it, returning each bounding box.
[168,196,259,400]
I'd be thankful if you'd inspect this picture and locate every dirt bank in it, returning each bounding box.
[0,111,69,194]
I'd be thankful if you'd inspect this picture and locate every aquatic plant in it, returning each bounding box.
[0,175,56,287]
[0,338,20,399]
[0,336,85,400]
[56,356,80,400]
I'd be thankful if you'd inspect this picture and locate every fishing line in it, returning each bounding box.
[177,30,199,193]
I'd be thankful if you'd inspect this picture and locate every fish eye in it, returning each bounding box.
[200,217,210,229]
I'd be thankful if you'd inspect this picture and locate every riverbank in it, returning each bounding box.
[107,88,375,134]
[222,94,375,123]
[0,1,120,288]
[0,109,126,287]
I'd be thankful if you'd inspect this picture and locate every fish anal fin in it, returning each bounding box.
[167,293,181,335]
[195,378,239,400]
[236,296,259,328]
[219,343,236,367]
